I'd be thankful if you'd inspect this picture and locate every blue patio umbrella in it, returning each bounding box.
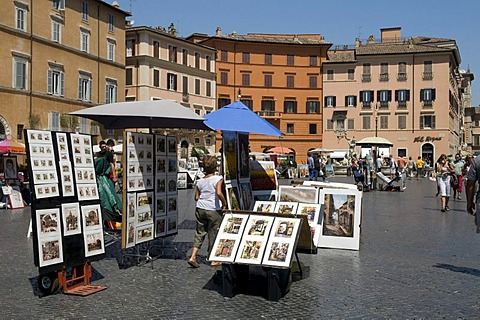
[204,101,284,137]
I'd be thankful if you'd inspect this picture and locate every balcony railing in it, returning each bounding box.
[362,74,371,82]
[256,111,282,118]
[378,102,389,109]
[397,101,407,108]
[361,102,372,109]
[423,72,433,80]
[422,100,433,108]
[379,73,389,81]
[397,73,407,81]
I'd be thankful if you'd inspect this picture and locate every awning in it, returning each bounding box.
[330,151,347,159]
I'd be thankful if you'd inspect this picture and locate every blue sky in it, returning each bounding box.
[115,0,479,106]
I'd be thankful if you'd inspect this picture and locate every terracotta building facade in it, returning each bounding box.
[322,27,471,163]
[125,24,217,156]
[0,0,129,143]
[197,29,331,163]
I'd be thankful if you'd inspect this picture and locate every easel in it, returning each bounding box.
[121,237,179,270]
[58,262,107,296]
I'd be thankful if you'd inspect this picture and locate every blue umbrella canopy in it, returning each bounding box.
[204,101,284,137]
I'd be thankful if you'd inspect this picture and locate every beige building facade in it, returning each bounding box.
[323,27,470,163]
[0,0,129,144]
[125,25,217,157]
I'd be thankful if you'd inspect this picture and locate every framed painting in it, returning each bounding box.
[136,223,154,244]
[84,229,105,257]
[252,201,276,213]
[252,190,277,202]
[61,202,82,236]
[155,216,167,238]
[317,188,362,250]
[278,186,319,204]
[237,132,250,179]
[297,164,309,178]
[155,196,166,216]
[76,184,99,201]
[225,181,241,210]
[27,129,52,144]
[167,136,177,155]
[8,189,24,209]
[209,213,249,263]
[273,202,298,215]
[36,208,61,238]
[167,214,178,235]
[177,172,188,189]
[155,134,166,155]
[239,180,254,211]
[126,192,136,220]
[261,217,301,268]
[250,160,277,191]
[34,183,59,199]
[38,235,63,267]
[81,204,102,232]
[167,175,178,195]
[3,156,18,180]
[296,203,321,227]
[222,131,238,181]
[235,215,274,265]
[125,221,136,248]
[167,196,177,214]
[303,180,359,191]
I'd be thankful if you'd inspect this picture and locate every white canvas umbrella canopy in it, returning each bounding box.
[355,136,394,147]
[70,100,210,130]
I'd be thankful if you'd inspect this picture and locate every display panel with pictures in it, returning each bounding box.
[177,172,187,189]
[278,186,319,204]
[253,201,276,213]
[261,217,301,268]
[35,208,64,267]
[317,188,362,250]
[70,134,94,168]
[274,202,299,215]
[61,202,82,236]
[209,213,248,263]
[235,215,274,265]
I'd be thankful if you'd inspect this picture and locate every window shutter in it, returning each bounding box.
[394,90,398,101]
[174,75,178,91]
[60,72,64,96]
[47,70,53,94]
[324,96,328,106]
[345,96,348,106]
[388,90,392,101]
[89,79,92,102]
[377,91,380,102]
[370,91,374,101]
[105,84,109,104]
[432,89,436,101]
[353,96,357,106]
[333,96,336,107]
[420,116,424,129]
[406,90,410,101]
[78,77,82,99]
[420,89,424,101]
[432,116,436,129]
[359,91,363,102]
[114,85,118,103]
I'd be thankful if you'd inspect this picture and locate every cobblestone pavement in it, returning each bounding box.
[1,176,480,319]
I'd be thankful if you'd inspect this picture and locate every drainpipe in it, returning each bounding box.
[97,4,100,104]
[412,53,415,134]
[233,41,237,100]
[29,0,34,123]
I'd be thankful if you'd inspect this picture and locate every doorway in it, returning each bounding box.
[421,143,434,165]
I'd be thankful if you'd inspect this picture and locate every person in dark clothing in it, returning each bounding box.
[94,140,117,182]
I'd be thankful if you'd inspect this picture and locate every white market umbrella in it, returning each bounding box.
[355,136,394,147]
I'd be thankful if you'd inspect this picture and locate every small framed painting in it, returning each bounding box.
[278,186,319,204]
[38,236,63,267]
[155,135,166,155]
[296,203,321,227]
[34,183,60,199]
[81,204,102,232]
[262,217,301,268]
[61,202,82,236]
[167,136,177,155]
[225,181,241,210]
[252,201,276,213]
[125,221,136,248]
[136,223,154,244]
[84,229,105,257]
[155,196,166,216]
[167,214,178,235]
[273,202,298,215]
[177,172,188,189]
[167,196,177,214]
[36,208,61,238]
[155,216,167,238]
[252,190,277,202]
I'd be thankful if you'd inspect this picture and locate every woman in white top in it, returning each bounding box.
[188,156,227,268]
[436,154,455,212]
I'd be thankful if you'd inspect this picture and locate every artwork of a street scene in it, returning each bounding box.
[322,193,355,237]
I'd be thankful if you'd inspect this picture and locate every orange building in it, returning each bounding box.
[196,29,331,163]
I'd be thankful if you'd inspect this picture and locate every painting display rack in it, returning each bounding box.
[120,238,179,270]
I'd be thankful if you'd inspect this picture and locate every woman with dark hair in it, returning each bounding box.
[436,154,455,212]
[188,156,227,268]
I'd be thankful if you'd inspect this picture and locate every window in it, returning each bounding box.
[287,55,294,66]
[286,123,294,134]
[398,148,407,158]
[126,39,135,57]
[49,112,60,131]
[51,20,61,43]
[242,74,250,86]
[105,80,117,103]
[261,99,275,115]
[377,90,392,108]
[420,88,436,106]
[80,118,88,133]
[241,98,253,110]
[398,115,407,129]
[15,6,26,31]
[264,74,272,87]
[306,100,320,114]
[194,109,201,115]
[309,124,317,134]
[309,76,317,88]
[182,76,188,94]
[218,97,231,109]
[206,55,211,71]
[205,138,211,145]
[182,49,188,65]
[309,56,317,66]
[359,90,374,108]
[195,52,200,69]
[194,137,200,144]
[283,100,297,113]
[379,115,388,129]
[169,45,177,62]
[327,70,334,81]
[167,73,177,90]
[362,116,371,130]
[221,50,228,61]
[380,63,389,81]
[265,53,272,65]
[423,61,433,80]
[108,14,114,32]
[153,41,160,58]
[420,115,436,129]
[348,119,355,130]
[195,79,200,95]
[345,95,357,107]
[220,72,228,85]
[81,30,90,53]
[52,0,65,10]
[78,74,92,102]
[107,40,115,61]
[348,69,354,80]
[242,52,250,64]
[153,69,159,87]
[206,81,211,97]
[286,75,294,88]
[125,68,132,85]
[362,63,371,81]
[398,62,407,80]
[335,119,345,131]
[395,89,410,107]
[324,96,336,107]
[13,56,27,90]
[47,68,64,96]
[82,1,88,21]
[17,124,24,140]
[326,119,334,130]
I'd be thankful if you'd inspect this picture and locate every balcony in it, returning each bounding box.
[378,102,389,109]
[362,74,371,82]
[361,102,372,109]
[423,72,433,80]
[397,73,407,81]
[422,100,434,108]
[379,73,389,81]
[397,101,407,109]
[256,111,282,119]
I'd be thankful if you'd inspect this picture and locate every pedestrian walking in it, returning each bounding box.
[436,154,455,212]
[307,153,315,180]
[452,153,464,200]
[466,154,480,233]
[416,156,424,180]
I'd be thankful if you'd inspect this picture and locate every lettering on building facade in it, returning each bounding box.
[413,136,442,143]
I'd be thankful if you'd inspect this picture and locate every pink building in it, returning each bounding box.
[322,27,469,163]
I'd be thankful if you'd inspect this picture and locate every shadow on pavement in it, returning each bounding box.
[433,263,480,277]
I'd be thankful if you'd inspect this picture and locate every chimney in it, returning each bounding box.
[168,23,177,37]
[215,27,222,36]
[112,1,119,8]
[367,35,375,44]
[343,45,349,50]
[355,38,362,47]
[380,27,401,43]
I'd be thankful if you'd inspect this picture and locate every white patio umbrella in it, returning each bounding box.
[355,136,394,147]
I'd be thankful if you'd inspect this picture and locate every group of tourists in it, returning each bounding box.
[307,152,331,182]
